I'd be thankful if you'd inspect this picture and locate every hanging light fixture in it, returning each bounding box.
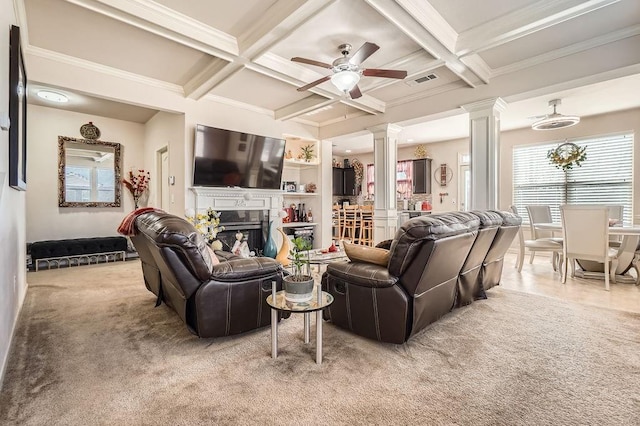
[330,70,360,93]
[532,99,580,130]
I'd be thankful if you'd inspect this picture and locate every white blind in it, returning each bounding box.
[513,133,633,224]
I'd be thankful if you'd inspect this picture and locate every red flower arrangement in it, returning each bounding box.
[122,169,150,209]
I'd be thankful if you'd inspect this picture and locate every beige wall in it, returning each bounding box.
[499,107,640,220]
[143,111,185,215]
[26,105,145,242]
[1,0,28,385]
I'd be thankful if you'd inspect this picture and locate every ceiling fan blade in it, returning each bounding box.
[349,42,380,65]
[349,85,362,99]
[363,68,407,79]
[291,57,333,69]
[297,75,331,92]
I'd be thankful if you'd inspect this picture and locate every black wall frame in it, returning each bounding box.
[8,25,27,191]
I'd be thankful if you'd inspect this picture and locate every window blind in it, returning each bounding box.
[513,133,633,224]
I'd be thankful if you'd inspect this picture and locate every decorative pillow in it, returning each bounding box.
[206,245,220,266]
[375,239,393,250]
[343,242,390,267]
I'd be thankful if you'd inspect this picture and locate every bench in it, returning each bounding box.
[29,237,128,271]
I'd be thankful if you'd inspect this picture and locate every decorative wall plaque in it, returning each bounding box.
[80,122,101,140]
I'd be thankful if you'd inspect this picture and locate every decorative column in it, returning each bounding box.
[369,123,402,243]
[462,97,507,210]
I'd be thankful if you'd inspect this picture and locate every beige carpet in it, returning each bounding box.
[1,261,639,425]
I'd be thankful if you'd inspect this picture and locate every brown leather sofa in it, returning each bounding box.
[130,210,286,338]
[321,210,520,344]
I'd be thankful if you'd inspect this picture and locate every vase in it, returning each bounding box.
[275,227,291,267]
[283,274,314,302]
[263,221,277,258]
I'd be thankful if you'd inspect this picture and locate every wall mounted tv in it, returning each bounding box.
[193,124,286,190]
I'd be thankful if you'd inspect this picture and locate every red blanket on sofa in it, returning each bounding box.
[117,207,164,236]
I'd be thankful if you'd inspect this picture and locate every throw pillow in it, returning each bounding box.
[343,241,390,267]
[206,245,220,266]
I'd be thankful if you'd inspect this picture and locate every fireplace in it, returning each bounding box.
[190,187,284,256]
[215,210,270,255]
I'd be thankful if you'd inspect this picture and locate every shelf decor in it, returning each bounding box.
[546,142,587,171]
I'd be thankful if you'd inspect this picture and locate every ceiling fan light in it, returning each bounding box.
[532,114,580,130]
[330,70,360,93]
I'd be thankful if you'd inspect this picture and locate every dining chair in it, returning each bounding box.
[510,205,563,272]
[560,205,619,291]
[525,205,563,262]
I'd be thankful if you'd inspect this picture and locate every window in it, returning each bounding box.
[513,133,633,224]
[65,165,115,203]
[366,160,413,198]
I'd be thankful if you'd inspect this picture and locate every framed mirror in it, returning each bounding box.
[58,136,122,207]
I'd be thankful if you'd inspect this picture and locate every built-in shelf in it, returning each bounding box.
[284,159,319,168]
[283,192,319,197]
[281,222,318,228]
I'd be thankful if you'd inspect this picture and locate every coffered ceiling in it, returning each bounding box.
[16,0,640,150]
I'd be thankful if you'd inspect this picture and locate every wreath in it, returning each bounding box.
[351,159,364,185]
[546,142,587,171]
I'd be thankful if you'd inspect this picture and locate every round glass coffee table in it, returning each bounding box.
[266,281,334,364]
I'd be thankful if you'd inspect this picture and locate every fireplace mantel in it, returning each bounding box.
[190,186,284,217]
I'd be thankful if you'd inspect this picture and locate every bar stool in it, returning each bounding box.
[357,205,374,246]
[332,205,341,240]
[341,205,359,243]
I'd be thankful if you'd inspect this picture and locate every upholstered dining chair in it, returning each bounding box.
[511,205,563,272]
[525,205,563,261]
[560,205,619,291]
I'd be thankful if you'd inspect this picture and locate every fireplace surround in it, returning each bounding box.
[190,187,284,254]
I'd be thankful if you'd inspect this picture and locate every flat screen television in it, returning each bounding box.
[193,124,286,189]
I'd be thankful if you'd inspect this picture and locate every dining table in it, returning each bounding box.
[535,222,640,284]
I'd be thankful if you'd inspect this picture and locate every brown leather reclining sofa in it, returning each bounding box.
[321,210,520,344]
[130,210,286,338]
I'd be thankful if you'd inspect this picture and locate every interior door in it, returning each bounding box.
[459,164,470,211]
[159,147,170,211]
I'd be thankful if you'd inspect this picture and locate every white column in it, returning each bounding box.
[369,123,402,243]
[462,98,507,210]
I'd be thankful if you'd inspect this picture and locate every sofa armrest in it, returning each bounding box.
[212,257,283,281]
[325,261,398,288]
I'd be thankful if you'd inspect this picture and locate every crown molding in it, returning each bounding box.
[492,24,640,77]
[25,46,183,94]
[203,94,274,118]
[462,97,508,114]
[386,81,468,108]
[456,0,621,56]
[64,0,238,59]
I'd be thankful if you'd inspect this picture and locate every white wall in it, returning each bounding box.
[499,107,640,218]
[26,105,145,242]
[0,0,28,386]
[143,111,185,216]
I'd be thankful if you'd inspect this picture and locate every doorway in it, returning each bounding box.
[157,146,170,211]
[458,153,470,212]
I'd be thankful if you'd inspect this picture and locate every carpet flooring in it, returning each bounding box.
[1,260,639,425]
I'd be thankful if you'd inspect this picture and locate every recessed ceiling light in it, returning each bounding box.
[37,90,69,103]
[407,139,414,142]
[345,149,352,153]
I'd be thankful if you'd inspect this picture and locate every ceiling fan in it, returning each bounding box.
[291,42,407,99]
[531,99,580,130]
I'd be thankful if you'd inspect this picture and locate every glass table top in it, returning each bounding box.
[267,286,333,312]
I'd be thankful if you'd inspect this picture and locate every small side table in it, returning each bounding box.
[266,281,334,364]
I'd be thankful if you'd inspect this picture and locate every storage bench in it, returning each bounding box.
[29,236,128,271]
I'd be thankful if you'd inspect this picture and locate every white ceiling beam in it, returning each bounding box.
[64,0,238,60]
[364,0,487,88]
[275,97,338,121]
[183,60,245,100]
[238,0,336,59]
[394,0,458,53]
[185,0,335,101]
[456,0,622,57]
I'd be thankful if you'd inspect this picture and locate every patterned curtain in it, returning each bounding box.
[366,161,413,199]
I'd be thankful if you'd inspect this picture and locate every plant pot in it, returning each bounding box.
[283,275,314,302]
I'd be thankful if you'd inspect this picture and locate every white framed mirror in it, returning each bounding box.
[58,136,122,207]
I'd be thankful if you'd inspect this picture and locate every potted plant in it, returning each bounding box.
[283,236,314,302]
[300,144,314,162]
